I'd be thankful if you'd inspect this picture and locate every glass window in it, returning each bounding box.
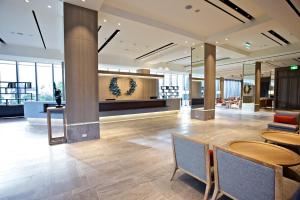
[0,60,17,105]
[37,63,53,101]
[53,64,64,100]
[18,62,36,103]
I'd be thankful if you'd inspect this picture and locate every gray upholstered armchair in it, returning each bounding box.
[212,145,300,200]
[171,133,212,200]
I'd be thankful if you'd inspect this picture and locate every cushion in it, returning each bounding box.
[274,114,297,125]
[276,111,300,124]
[268,122,299,132]
[208,149,214,166]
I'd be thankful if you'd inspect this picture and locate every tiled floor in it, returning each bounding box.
[0,108,298,200]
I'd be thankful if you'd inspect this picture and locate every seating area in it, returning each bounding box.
[268,111,300,133]
[171,133,300,200]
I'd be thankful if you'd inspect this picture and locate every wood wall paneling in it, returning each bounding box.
[64,3,99,142]
[98,75,158,100]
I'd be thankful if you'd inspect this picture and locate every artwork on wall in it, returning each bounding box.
[109,77,121,97]
[126,78,137,96]
[109,77,137,97]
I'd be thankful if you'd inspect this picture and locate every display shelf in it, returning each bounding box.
[161,86,179,99]
[0,81,33,105]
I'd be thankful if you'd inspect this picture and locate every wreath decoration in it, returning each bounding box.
[109,77,137,97]
[109,77,121,97]
[126,78,137,96]
[243,84,252,94]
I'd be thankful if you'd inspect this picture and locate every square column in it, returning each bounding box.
[220,77,224,100]
[64,3,100,143]
[191,43,216,120]
[254,62,261,112]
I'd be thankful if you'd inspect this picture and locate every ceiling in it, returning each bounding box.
[0,0,299,78]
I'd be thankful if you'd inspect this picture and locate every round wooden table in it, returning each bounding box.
[229,141,300,167]
[261,131,300,147]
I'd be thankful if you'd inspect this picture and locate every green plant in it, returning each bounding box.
[109,77,121,97]
[126,78,137,96]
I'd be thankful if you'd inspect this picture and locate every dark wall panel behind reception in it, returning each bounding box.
[64,3,99,142]
[275,67,300,109]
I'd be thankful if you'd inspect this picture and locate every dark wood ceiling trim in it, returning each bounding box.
[204,0,245,23]
[286,0,300,17]
[268,30,290,45]
[218,0,255,20]
[32,10,46,50]
[0,38,6,45]
[261,33,283,46]
[135,43,176,60]
[98,29,120,53]
[98,70,164,78]
[97,25,102,32]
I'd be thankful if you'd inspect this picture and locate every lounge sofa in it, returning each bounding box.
[268,111,300,133]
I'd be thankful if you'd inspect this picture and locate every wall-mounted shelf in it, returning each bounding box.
[0,81,33,105]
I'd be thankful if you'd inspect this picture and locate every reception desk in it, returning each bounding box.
[24,99,181,119]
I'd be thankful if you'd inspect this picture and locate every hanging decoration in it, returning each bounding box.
[126,78,137,96]
[109,77,121,97]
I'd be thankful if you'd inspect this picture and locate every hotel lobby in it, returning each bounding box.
[0,0,300,199]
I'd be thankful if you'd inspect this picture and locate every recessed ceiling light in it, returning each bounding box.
[201,45,204,48]
[244,42,251,49]
[185,41,188,44]
[25,0,30,3]
[216,41,219,44]
[185,5,193,9]
[225,38,229,41]
[81,0,86,2]
[118,23,121,26]
[103,19,107,22]
[48,5,52,8]
[192,42,195,46]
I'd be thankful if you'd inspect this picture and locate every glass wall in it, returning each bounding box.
[224,79,242,98]
[18,62,37,102]
[0,60,64,105]
[0,60,17,104]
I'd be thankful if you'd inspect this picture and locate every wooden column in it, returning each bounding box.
[64,3,99,143]
[191,43,216,120]
[255,62,261,112]
[220,77,224,100]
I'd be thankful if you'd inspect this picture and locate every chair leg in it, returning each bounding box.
[211,190,219,200]
[170,167,178,181]
[203,184,210,200]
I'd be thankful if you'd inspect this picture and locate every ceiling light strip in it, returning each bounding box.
[260,33,283,46]
[268,30,290,45]
[98,29,120,53]
[135,43,176,60]
[204,0,245,23]
[286,0,300,17]
[167,55,191,63]
[32,10,46,50]
[218,0,255,20]
[0,38,6,45]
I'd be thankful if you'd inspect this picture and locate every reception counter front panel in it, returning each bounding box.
[24,99,180,119]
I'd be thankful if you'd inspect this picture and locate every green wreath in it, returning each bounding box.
[109,77,121,96]
[243,84,252,94]
[126,78,137,96]
[109,77,137,97]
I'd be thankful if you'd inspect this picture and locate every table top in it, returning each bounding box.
[262,131,300,147]
[229,141,300,167]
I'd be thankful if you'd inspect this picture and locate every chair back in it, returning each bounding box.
[213,146,283,200]
[172,133,209,182]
